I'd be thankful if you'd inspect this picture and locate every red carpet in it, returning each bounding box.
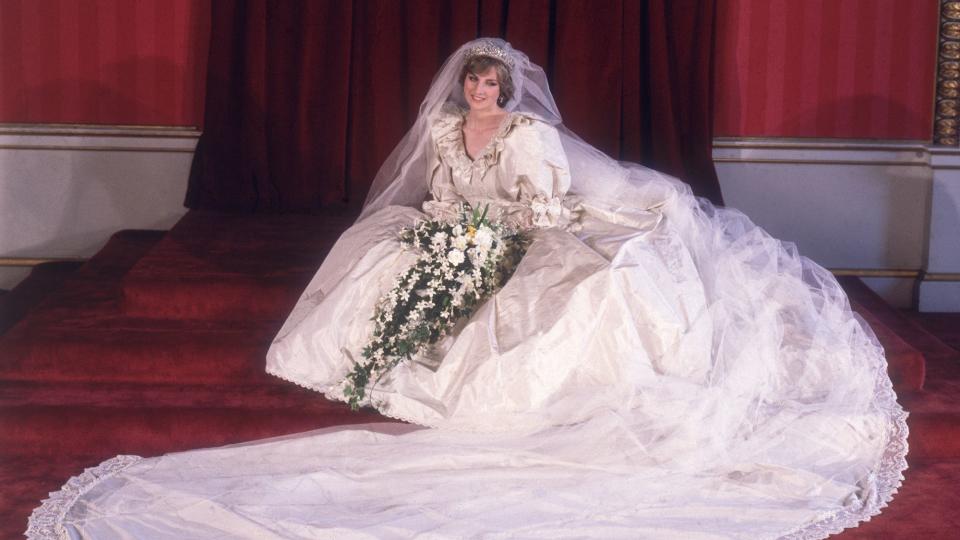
[1,211,958,539]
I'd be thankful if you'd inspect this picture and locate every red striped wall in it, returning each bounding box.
[714,0,939,140]
[0,1,942,140]
[0,0,209,127]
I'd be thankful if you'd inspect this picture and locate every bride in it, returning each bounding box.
[29,38,907,539]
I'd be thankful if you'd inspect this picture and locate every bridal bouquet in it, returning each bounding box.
[343,204,529,410]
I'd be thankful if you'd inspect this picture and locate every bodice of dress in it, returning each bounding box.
[422,107,573,230]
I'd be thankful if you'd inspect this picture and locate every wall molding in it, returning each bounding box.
[0,257,88,267]
[0,124,200,153]
[0,123,200,134]
[713,138,931,166]
[829,269,922,279]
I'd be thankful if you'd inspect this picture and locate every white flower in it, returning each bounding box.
[452,235,468,251]
[474,226,494,250]
[432,231,448,246]
[447,248,466,266]
[452,224,463,236]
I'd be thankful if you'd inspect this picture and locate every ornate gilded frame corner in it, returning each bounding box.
[935,1,960,146]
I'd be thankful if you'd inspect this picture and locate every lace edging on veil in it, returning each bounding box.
[778,362,909,540]
[26,455,143,540]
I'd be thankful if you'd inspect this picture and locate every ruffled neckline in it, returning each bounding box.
[431,106,531,176]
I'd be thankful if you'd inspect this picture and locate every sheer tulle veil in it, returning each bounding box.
[361,37,678,221]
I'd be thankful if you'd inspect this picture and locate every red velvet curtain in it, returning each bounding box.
[185,0,723,213]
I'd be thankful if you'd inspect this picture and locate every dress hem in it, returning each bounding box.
[26,454,143,540]
[265,365,444,429]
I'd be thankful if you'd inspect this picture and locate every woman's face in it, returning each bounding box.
[463,66,501,114]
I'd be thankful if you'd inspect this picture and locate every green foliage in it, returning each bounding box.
[342,204,528,410]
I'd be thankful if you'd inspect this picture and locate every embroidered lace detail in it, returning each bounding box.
[266,364,534,435]
[777,354,909,540]
[266,365,440,429]
[26,454,142,540]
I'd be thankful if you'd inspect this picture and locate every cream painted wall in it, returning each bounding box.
[713,140,930,269]
[0,125,198,289]
[1,130,957,311]
[714,139,958,311]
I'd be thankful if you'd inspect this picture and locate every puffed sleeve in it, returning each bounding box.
[421,112,465,221]
[497,117,571,229]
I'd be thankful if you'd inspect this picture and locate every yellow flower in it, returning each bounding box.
[466,225,477,238]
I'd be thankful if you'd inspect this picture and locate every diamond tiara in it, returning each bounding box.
[465,43,515,69]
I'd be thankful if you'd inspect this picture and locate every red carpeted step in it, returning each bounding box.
[1,230,166,336]
[0,317,282,385]
[121,211,356,320]
[0,261,83,336]
[905,412,960,462]
[0,380,331,410]
[903,311,960,353]
[838,276,960,393]
[75,230,169,280]
[835,277,927,391]
[833,460,960,539]
[124,275,308,320]
[838,277,958,362]
[854,307,926,392]
[898,353,960,463]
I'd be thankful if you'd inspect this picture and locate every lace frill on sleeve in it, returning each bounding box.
[496,116,571,229]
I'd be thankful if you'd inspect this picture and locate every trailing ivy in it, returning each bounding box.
[343,204,528,410]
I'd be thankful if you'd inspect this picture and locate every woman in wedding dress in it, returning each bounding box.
[29,38,907,540]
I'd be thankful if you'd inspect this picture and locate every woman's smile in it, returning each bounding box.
[463,66,501,112]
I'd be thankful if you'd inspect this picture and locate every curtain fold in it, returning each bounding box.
[186,0,723,213]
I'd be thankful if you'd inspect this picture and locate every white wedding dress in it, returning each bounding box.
[28,39,907,540]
